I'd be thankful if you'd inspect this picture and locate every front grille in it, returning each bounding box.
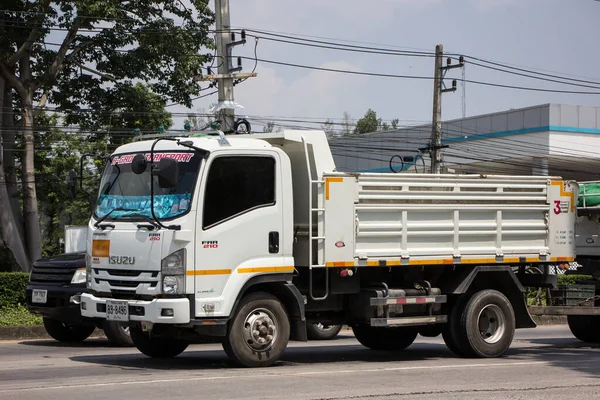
[92,268,160,296]
[94,279,157,288]
[30,265,78,286]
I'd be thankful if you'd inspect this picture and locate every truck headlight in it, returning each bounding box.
[161,249,186,275]
[163,275,184,295]
[71,268,87,284]
[161,249,186,295]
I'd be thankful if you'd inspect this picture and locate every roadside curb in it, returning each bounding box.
[532,315,567,326]
[0,316,568,340]
[0,326,105,340]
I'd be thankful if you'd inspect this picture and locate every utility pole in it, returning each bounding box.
[430,44,443,174]
[429,45,464,173]
[204,0,256,133]
[214,0,235,132]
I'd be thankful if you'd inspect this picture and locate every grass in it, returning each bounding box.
[0,305,43,327]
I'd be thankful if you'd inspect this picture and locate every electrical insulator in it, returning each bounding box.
[231,32,235,41]
[207,66,212,75]
[237,57,242,67]
[446,57,452,66]
[241,30,246,40]
[452,79,457,89]
[459,55,464,64]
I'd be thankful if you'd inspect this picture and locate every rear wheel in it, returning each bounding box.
[222,292,290,367]
[443,295,471,356]
[352,325,418,351]
[103,321,133,347]
[42,317,95,343]
[307,323,343,340]
[450,290,516,358]
[130,326,188,358]
[567,315,600,343]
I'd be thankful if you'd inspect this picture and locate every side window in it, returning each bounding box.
[203,156,276,229]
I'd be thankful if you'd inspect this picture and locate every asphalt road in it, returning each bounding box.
[0,326,598,400]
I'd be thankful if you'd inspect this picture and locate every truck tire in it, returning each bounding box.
[567,315,600,343]
[42,317,95,343]
[103,321,133,347]
[222,291,290,367]
[129,326,188,358]
[451,289,516,358]
[307,323,343,340]
[352,325,418,351]
[443,294,471,356]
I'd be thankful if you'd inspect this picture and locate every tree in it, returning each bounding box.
[184,108,215,132]
[263,122,275,133]
[355,109,381,134]
[0,1,214,271]
[391,118,399,130]
[341,112,354,136]
[322,119,336,138]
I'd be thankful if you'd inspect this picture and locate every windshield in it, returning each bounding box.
[94,151,201,221]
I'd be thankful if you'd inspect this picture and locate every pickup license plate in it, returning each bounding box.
[32,289,47,304]
[106,300,129,321]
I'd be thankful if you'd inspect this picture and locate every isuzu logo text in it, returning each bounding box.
[109,256,136,265]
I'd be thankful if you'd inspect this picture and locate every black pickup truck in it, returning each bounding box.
[26,252,132,346]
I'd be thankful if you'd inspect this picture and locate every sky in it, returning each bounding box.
[171,0,600,132]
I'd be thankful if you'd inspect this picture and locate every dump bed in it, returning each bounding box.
[310,173,577,268]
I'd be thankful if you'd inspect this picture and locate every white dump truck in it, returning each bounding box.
[81,129,581,366]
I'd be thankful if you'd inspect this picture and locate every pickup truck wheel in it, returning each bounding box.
[352,325,417,351]
[453,290,515,358]
[307,323,343,340]
[103,321,133,347]
[129,326,188,358]
[222,292,290,367]
[42,317,95,342]
[567,315,600,343]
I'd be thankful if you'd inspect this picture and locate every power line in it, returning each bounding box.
[244,56,600,95]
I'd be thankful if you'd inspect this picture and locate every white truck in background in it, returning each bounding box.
[79,129,590,367]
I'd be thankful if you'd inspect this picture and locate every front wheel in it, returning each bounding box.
[103,321,133,347]
[129,326,188,358]
[352,325,417,351]
[450,290,516,358]
[307,323,343,340]
[42,317,95,343]
[567,315,600,343]
[222,292,290,367]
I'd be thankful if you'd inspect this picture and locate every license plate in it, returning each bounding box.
[106,300,129,321]
[32,289,47,304]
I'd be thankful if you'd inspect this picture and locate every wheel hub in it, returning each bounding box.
[243,308,277,351]
[477,304,506,344]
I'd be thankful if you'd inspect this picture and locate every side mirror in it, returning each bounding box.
[132,154,148,175]
[153,158,179,188]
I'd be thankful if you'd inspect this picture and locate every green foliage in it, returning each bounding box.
[355,109,381,134]
[0,304,42,326]
[0,272,29,309]
[557,274,596,285]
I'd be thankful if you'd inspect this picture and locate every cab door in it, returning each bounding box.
[193,151,290,317]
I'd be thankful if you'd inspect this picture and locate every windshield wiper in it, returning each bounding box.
[118,213,161,230]
[94,207,138,229]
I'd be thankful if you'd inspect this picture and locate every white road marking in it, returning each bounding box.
[0,360,564,392]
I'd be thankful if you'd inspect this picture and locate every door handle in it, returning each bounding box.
[269,231,279,254]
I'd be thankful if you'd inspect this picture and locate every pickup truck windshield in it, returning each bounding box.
[94,151,201,221]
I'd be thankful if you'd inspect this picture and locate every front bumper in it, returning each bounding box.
[26,284,89,325]
[80,293,191,324]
